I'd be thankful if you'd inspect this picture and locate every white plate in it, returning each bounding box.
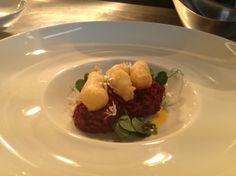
[0,21,236,176]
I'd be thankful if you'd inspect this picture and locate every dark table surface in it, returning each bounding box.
[0,0,182,40]
[0,0,234,41]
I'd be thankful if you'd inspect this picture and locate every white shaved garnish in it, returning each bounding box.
[104,101,117,119]
[99,75,114,89]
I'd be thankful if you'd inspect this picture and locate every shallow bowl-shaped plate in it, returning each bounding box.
[0,21,236,176]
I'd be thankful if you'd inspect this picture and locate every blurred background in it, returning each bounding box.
[101,0,174,8]
[102,0,236,8]
[0,0,236,40]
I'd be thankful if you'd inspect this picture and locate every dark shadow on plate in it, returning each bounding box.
[0,31,12,39]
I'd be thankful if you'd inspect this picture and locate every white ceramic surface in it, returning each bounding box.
[0,21,236,176]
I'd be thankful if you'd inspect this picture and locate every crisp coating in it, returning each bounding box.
[130,60,152,89]
[80,70,109,111]
[106,63,130,75]
[107,69,135,101]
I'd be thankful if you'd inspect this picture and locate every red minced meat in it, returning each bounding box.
[73,87,125,133]
[73,81,165,133]
[125,81,165,118]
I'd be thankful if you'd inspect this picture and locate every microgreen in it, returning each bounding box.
[132,117,157,136]
[155,71,168,85]
[75,79,85,92]
[148,65,168,86]
[84,73,89,82]
[114,122,131,138]
[154,69,183,86]
[113,115,157,139]
[119,116,136,132]
[75,73,89,92]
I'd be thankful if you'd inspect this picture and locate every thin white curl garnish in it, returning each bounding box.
[100,75,113,89]
[104,101,117,119]
[168,69,184,78]
[162,68,184,107]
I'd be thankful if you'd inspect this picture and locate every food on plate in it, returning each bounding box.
[130,60,152,89]
[107,69,135,101]
[71,60,183,140]
[79,69,109,111]
[73,87,124,133]
[125,81,165,118]
[106,63,130,75]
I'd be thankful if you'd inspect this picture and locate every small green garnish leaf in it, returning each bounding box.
[131,117,145,133]
[75,73,89,92]
[132,117,157,137]
[113,122,131,138]
[75,79,85,92]
[142,123,157,136]
[119,116,136,132]
[84,73,89,82]
[155,71,168,85]
[113,115,157,140]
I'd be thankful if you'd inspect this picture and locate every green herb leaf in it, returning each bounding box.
[131,117,145,133]
[155,71,168,85]
[75,79,85,92]
[131,118,157,137]
[75,73,89,92]
[113,122,131,138]
[142,123,157,136]
[113,115,158,140]
[84,73,89,82]
[119,116,136,132]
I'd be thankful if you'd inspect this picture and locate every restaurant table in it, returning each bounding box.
[0,0,235,41]
[0,0,181,39]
